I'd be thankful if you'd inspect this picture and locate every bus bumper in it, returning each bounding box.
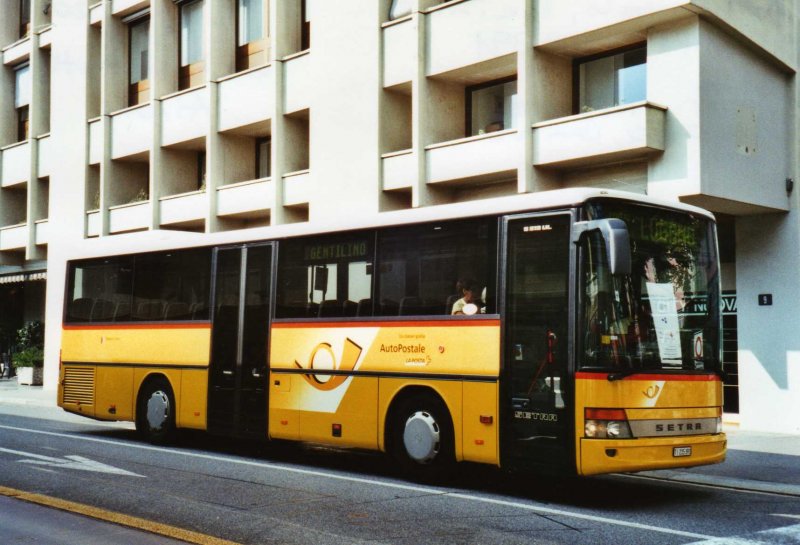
[578,433,726,476]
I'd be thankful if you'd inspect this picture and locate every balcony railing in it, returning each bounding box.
[217,178,272,218]
[283,170,310,207]
[0,224,27,251]
[108,201,150,233]
[218,65,274,133]
[34,219,48,245]
[382,150,414,191]
[161,86,208,147]
[160,191,207,227]
[382,18,413,88]
[37,134,51,178]
[283,51,312,115]
[533,102,666,169]
[426,130,517,185]
[2,37,31,66]
[1,141,30,188]
[88,118,102,165]
[111,104,151,160]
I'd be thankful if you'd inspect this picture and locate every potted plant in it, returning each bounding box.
[13,321,44,386]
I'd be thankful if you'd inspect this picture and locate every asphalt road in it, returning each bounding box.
[1,404,799,545]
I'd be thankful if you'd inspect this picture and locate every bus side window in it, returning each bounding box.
[376,219,497,317]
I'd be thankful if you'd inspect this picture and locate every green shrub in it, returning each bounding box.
[13,347,44,368]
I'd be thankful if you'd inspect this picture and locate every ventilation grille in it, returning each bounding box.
[63,367,95,405]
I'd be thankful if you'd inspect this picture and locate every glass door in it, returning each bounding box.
[502,213,572,468]
[208,244,273,438]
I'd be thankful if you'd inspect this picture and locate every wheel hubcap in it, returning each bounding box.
[403,410,440,464]
[146,390,169,431]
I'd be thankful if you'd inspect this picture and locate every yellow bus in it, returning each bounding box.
[58,188,726,478]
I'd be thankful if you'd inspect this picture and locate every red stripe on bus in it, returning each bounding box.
[575,372,720,382]
[62,322,211,331]
[272,319,500,329]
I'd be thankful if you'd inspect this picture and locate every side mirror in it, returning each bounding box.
[573,218,632,276]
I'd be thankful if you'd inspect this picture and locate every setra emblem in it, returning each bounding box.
[642,384,661,399]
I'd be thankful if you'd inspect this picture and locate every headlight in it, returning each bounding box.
[585,408,633,439]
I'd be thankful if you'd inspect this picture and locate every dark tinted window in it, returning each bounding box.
[66,257,133,322]
[276,233,374,318]
[376,219,497,316]
[132,249,212,321]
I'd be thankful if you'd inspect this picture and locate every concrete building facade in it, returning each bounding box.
[0,0,798,432]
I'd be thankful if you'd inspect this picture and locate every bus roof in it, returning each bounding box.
[66,187,716,261]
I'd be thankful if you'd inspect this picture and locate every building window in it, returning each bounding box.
[301,0,310,50]
[466,78,517,137]
[256,138,271,179]
[15,63,31,142]
[179,0,205,90]
[128,16,150,106]
[576,45,646,113]
[236,0,267,71]
[197,152,206,190]
[20,0,30,38]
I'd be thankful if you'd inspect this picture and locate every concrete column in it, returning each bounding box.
[43,0,91,390]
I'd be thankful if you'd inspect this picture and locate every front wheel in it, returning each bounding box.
[389,393,455,481]
[136,377,176,444]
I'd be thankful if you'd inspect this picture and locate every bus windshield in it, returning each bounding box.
[579,199,720,374]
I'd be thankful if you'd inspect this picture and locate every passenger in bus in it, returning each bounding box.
[451,278,482,315]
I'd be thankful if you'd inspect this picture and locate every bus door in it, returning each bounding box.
[208,244,273,438]
[502,213,572,469]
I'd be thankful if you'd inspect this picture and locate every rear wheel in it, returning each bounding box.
[136,377,176,444]
[389,393,455,481]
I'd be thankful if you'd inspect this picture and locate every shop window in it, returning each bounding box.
[466,78,517,137]
[376,219,497,316]
[128,15,150,106]
[179,0,205,90]
[576,45,646,113]
[276,233,374,318]
[14,64,30,142]
[236,0,267,71]
[256,138,271,179]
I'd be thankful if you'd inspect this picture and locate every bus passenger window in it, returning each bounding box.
[376,219,497,317]
[131,249,211,322]
[66,258,133,323]
[276,233,374,319]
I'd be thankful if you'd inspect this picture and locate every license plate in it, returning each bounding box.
[673,446,692,457]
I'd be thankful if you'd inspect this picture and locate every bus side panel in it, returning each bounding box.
[95,366,134,420]
[179,369,208,430]
[270,320,500,457]
[462,381,499,465]
[575,375,726,475]
[61,325,211,366]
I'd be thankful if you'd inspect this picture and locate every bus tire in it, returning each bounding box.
[136,377,176,445]
[389,392,455,481]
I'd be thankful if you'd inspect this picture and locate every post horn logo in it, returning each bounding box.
[294,338,363,391]
[642,384,661,399]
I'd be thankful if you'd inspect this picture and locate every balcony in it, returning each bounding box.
[382,150,414,191]
[34,220,48,245]
[37,135,51,178]
[218,66,274,134]
[1,141,30,188]
[108,201,150,234]
[111,0,149,17]
[38,26,53,49]
[2,37,31,66]
[426,0,520,79]
[159,191,207,228]
[111,104,151,160]
[283,52,312,115]
[533,102,666,169]
[0,224,27,251]
[426,130,517,186]
[162,86,208,148]
[89,118,102,165]
[382,18,413,89]
[283,170,310,207]
[217,179,273,219]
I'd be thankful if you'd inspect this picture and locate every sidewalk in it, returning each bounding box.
[1,377,799,495]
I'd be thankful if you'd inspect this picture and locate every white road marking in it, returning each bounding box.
[0,423,726,540]
[0,446,144,477]
[683,523,800,544]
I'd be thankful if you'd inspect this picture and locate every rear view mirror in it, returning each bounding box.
[573,218,632,276]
